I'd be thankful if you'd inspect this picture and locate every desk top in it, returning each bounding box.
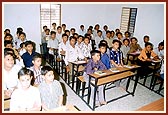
[128,52,140,55]
[89,65,140,79]
[50,105,79,112]
[71,60,87,65]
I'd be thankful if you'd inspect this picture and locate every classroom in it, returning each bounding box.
[3,2,165,112]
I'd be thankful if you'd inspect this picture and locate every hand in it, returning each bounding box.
[66,66,70,72]
[94,67,98,71]
[146,58,152,61]
[60,50,65,55]
[4,89,12,97]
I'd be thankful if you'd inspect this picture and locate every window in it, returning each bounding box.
[40,4,61,31]
[120,7,137,37]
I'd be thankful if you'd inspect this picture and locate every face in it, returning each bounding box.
[88,30,92,34]
[97,32,102,37]
[159,45,164,50]
[144,37,149,43]
[113,42,119,49]
[92,53,100,61]
[57,28,62,33]
[77,37,83,43]
[62,36,68,42]
[44,71,54,83]
[4,55,14,69]
[125,33,130,38]
[19,34,25,41]
[84,38,89,44]
[95,25,99,30]
[104,27,108,31]
[33,58,42,67]
[5,44,13,49]
[106,33,111,38]
[117,34,122,39]
[5,36,12,41]
[131,39,137,44]
[99,47,106,54]
[70,38,76,46]
[146,45,152,52]
[81,27,84,31]
[19,75,32,90]
[26,44,33,52]
[51,34,56,40]
[124,40,129,46]
[62,25,66,30]
[111,32,115,38]
[46,30,50,35]
[52,24,56,28]
[71,30,75,35]
[43,27,47,31]
[65,32,70,37]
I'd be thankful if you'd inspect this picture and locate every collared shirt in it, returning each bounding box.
[75,42,83,49]
[38,80,63,109]
[101,53,111,69]
[154,47,164,59]
[78,29,86,36]
[105,37,113,48]
[120,45,130,58]
[10,86,41,111]
[138,48,157,61]
[22,51,38,67]
[128,43,142,53]
[110,48,123,65]
[56,33,62,43]
[64,45,84,65]
[95,36,103,48]
[47,38,59,55]
[81,43,92,58]
[3,65,22,90]
[58,41,68,55]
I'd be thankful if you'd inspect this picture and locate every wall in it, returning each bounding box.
[3,4,41,53]
[61,3,164,48]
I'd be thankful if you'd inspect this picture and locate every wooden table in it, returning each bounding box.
[136,98,164,111]
[4,95,11,111]
[87,65,140,110]
[126,52,140,64]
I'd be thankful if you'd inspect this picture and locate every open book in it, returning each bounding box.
[94,71,106,76]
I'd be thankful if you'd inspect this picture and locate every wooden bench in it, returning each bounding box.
[136,98,164,111]
[76,76,86,97]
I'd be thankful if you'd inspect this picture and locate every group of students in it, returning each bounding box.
[3,23,164,110]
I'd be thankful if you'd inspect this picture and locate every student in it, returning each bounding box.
[110,39,123,68]
[104,30,113,48]
[62,24,66,33]
[22,41,38,68]
[4,29,10,36]
[87,28,94,40]
[124,31,131,40]
[64,36,84,76]
[4,33,13,41]
[73,33,79,39]
[4,49,22,97]
[95,30,103,48]
[143,35,150,48]
[38,66,63,110]
[81,36,92,59]
[70,28,76,36]
[29,53,43,86]
[75,35,84,49]
[64,30,70,38]
[41,28,50,44]
[19,42,26,56]
[78,25,86,36]
[58,34,68,56]
[41,25,47,40]
[115,32,124,44]
[93,24,100,38]
[110,30,115,39]
[120,39,130,64]
[56,26,62,43]
[137,42,159,78]
[10,68,41,111]
[47,31,59,55]
[15,32,27,50]
[51,23,57,32]
[99,43,111,69]
[115,28,120,34]
[154,41,164,59]
[102,25,108,39]
[99,40,110,57]
[128,37,142,53]
[83,50,107,106]
[4,40,13,49]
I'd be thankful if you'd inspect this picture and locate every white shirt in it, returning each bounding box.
[10,86,41,111]
[78,29,86,36]
[154,47,164,59]
[120,45,130,58]
[105,37,113,48]
[102,30,107,39]
[64,44,84,65]
[47,38,59,55]
[58,41,68,55]
[95,36,103,48]
[81,43,92,58]
[3,65,22,90]
[19,48,26,56]
[56,33,62,43]
[75,42,83,49]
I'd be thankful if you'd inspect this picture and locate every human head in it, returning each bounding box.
[94,24,100,30]
[80,25,84,31]
[145,42,153,52]
[19,32,26,41]
[100,40,109,48]
[20,42,25,49]
[17,27,23,32]
[106,31,111,38]
[62,33,68,42]
[18,68,34,90]
[43,25,47,31]
[158,41,164,50]
[57,26,62,33]
[4,50,15,70]
[116,32,123,39]
[112,39,122,50]
[45,29,50,35]
[125,31,131,38]
[103,25,108,31]
[70,28,76,35]
[87,28,92,34]
[52,23,57,28]
[123,38,130,46]
[130,37,138,45]
[73,33,78,39]
[65,30,70,37]
[4,29,10,35]
[84,34,91,40]
[4,40,13,48]
[41,66,54,83]
[91,50,101,61]
[99,43,107,54]
[62,24,66,31]
[77,35,83,44]
[50,31,56,40]
[115,28,120,33]
[69,36,76,46]
[83,37,90,45]
[32,53,42,68]
[4,33,13,41]
[143,35,150,43]
[111,31,115,38]
[97,30,102,37]
[25,41,34,52]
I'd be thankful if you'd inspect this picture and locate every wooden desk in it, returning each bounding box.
[4,95,11,111]
[50,105,80,112]
[136,98,164,111]
[88,65,140,110]
[126,52,140,64]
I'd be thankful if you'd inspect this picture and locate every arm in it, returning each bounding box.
[58,96,63,107]
[85,61,95,74]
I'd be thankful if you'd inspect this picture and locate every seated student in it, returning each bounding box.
[120,39,130,64]
[124,31,131,40]
[56,26,62,43]
[29,53,43,86]
[10,68,41,111]
[4,40,13,49]
[75,35,84,49]
[81,36,92,60]
[41,25,47,40]
[41,29,50,55]
[143,35,150,48]
[128,37,142,53]
[154,41,164,59]
[70,28,76,36]
[83,50,107,106]
[78,25,86,36]
[62,24,66,33]
[4,28,10,36]
[115,32,124,44]
[95,30,103,48]
[102,25,108,39]
[51,22,57,32]
[110,30,115,39]
[22,41,38,68]
[99,43,111,69]
[64,30,70,38]
[93,24,100,38]
[4,49,22,97]
[137,42,159,78]
[64,36,84,76]
[38,66,63,111]
[58,33,69,56]
[99,40,110,57]
[19,42,26,56]
[105,30,113,48]
[73,33,79,39]
[15,31,27,50]
[87,28,94,40]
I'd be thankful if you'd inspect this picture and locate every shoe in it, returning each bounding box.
[100,101,107,105]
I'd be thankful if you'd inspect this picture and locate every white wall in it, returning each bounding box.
[3,4,41,53]
[61,3,164,48]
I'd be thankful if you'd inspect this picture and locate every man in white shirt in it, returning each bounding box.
[78,25,86,36]
[58,34,69,56]
[105,31,113,48]
[102,25,108,39]
[154,41,164,59]
[56,26,62,43]
[95,30,103,49]
[51,23,57,32]
[64,36,84,76]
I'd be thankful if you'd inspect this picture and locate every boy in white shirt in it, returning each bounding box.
[81,37,92,59]
[56,26,62,43]
[102,25,108,39]
[154,41,164,59]
[105,31,113,48]
[51,23,57,32]
[58,33,69,56]
[95,30,103,49]
[75,35,83,49]
[78,25,86,36]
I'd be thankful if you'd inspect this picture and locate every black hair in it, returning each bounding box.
[80,25,84,28]
[4,48,15,58]
[62,24,66,27]
[106,30,111,34]
[62,33,68,38]
[143,35,149,39]
[98,43,107,48]
[145,42,153,48]
[32,53,42,61]
[50,31,56,35]
[124,31,131,37]
[111,30,115,34]
[4,40,13,47]
[103,25,108,29]
[41,66,53,75]
[158,41,164,47]
[130,37,138,42]
[52,23,56,26]
[20,42,25,48]
[69,36,76,41]
[94,24,100,29]
[43,25,47,29]
[57,26,62,30]
[115,28,120,32]
[65,30,70,33]
[89,26,93,29]
[25,40,33,47]
[4,33,13,39]
[112,39,122,48]
[19,31,26,37]
[123,38,130,44]
[78,35,84,39]
[100,40,107,45]
[116,32,122,36]
[97,30,102,33]
[17,27,23,32]
[18,67,34,79]
[4,29,10,33]
[70,28,76,32]
[90,50,101,57]
[45,29,50,32]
